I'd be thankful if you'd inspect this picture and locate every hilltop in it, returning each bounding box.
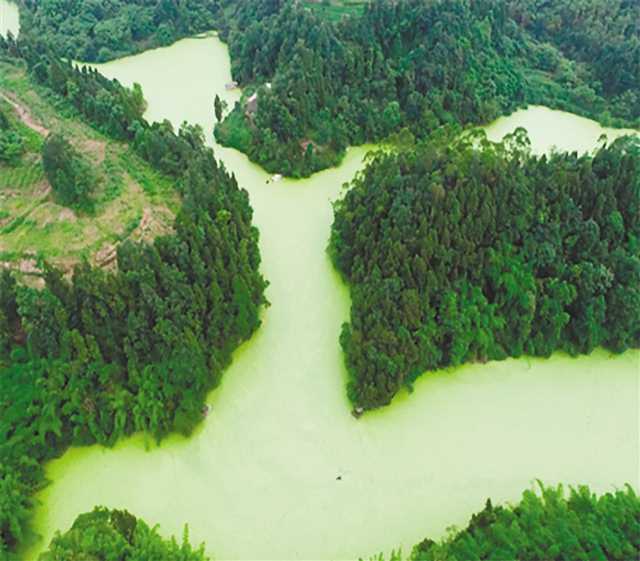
[0,59,178,282]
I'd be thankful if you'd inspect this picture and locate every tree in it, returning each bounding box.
[41,133,96,211]
[214,94,224,123]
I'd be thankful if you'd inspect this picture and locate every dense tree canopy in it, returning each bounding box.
[18,0,220,62]
[42,133,96,211]
[0,150,267,557]
[1,32,231,183]
[0,106,25,165]
[0,34,267,558]
[40,507,209,561]
[369,485,640,561]
[331,131,640,410]
[512,0,640,116]
[214,0,639,177]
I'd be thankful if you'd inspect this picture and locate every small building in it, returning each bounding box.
[225,81,238,91]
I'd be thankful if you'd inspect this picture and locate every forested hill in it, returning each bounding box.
[0,35,267,557]
[330,131,640,411]
[214,0,640,177]
[39,507,210,560]
[378,484,640,561]
[16,0,220,62]
[11,0,639,177]
[511,0,640,103]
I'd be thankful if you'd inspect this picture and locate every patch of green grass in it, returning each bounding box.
[1,216,37,235]
[119,149,175,200]
[0,161,44,190]
[0,250,24,262]
[302,0,369,21]
[5,215,93,260]
[118,211,143,242]
[98,155,126,205]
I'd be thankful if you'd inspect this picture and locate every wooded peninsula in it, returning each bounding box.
[214,0,639,177]
[330,130,639,410]
[1,31,267,556]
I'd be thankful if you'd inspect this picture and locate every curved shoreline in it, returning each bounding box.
[18,34,640,561]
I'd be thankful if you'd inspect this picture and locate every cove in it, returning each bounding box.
[0,0,19,38]
[17,35,640,560]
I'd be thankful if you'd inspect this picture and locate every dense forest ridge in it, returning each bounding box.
[370,484,640,561]
[0,32,267,557]
[15,0,219,62]
[212,0,639,177]
[8,0,639,178]
[33,484,640,560]
[331,130,640,410]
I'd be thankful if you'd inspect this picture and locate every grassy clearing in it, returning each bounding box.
[302,0,370,22]
[0,61,179,272]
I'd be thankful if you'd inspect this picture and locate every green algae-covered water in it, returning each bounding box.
[17,34,640,560]
[485,105,639,153]
[0,0,19,38]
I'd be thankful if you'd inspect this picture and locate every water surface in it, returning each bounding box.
[0,0,19,38]
[485,105,638,154]
[24,36,640,560]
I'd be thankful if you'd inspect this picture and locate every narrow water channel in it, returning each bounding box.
[9,31,640,561]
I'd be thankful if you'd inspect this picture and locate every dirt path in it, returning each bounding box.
[0,91,50,136]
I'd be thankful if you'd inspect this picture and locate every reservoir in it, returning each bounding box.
[10,31,640,561]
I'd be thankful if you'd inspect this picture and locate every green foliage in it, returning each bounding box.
[0,107,25,165]
[39,507,209,561]
[0,129,24,165]
[19,0,220,62]
[410,484,640,561]
[132,119,211,181]
[303,0,370,23]
[215,0,639,177]
[213,102,252,154]
[214,94,224,123]
[330,131,640,410]
[1,36,146,141]
[513,0,640,124]
[0,146,267,554]
[42,133,96,211]
[2,35,227,185]
[0,34,268,558]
